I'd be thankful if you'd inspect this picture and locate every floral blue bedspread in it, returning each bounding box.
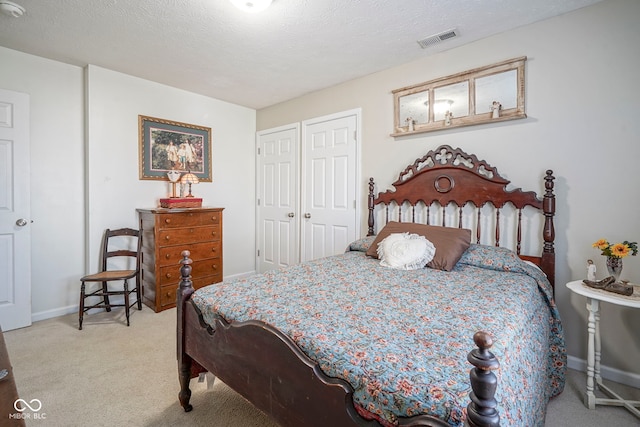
[191,238,566,426]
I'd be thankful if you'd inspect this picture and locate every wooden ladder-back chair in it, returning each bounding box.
[79,228,142,330]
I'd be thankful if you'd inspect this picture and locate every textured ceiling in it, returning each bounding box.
[0,0,601,109]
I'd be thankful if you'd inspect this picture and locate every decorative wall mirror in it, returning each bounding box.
[392,57,526,136]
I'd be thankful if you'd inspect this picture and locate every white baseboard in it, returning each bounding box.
[32,305,77,323]
[224,270,257,280]
[567,355,640,389]
[30,271,259,324]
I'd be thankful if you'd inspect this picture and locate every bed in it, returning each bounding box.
[176,145,566,427]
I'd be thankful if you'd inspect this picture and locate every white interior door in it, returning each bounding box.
[256,125,299,272]
[0,89,31,331]
[301,111,359,262]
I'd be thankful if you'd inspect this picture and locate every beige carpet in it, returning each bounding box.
[4,306,640,426]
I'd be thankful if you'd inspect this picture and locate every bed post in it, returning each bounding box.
[466,331,500,427]
[367,177,375,236]
[541,170,556,290]
[177,250,194,412]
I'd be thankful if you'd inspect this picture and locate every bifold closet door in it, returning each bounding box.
[256,111,360,272]
[301,114,358,263]
[256,125,299,273]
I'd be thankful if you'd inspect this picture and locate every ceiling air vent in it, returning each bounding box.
[417,28,459,49]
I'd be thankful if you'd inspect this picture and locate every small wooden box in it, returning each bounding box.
[159,198,203,208]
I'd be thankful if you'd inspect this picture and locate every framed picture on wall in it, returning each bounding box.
[138,115,212,181]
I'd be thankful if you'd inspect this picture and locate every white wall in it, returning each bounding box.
[85,66,256,278]
[0,46,85,319]
[258,0,640,381]
[0,50,257,322]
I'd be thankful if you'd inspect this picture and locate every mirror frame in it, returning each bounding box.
[392,57,526,136]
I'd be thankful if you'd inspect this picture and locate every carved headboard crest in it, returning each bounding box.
[393,145,506,186]
[376,145,544,210]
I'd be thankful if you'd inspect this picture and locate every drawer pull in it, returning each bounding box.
[165,236,170,241]
[165,254,171,259]
[165,273,172,279]
[166,292,172,298]
[164,218,171,224]
[190,228,194,233]
[211,216,217,221]
[212,264,218,270]
[211,231,217,237]
[211,248,217,253]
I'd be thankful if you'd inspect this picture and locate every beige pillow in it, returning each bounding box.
[367,222,471,271]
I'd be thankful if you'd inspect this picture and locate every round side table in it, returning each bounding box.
[566,279,640,418]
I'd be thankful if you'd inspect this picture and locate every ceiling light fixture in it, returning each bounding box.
[230,0,272,13]
[0,1,25,18]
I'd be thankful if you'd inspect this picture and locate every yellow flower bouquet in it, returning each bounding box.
[592,239,638,258]
[593,239,637,283]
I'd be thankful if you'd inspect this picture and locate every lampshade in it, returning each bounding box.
[230,0,272,13]
[167,171,182,198]
[167,170,181,183]
[180,172,199,185]
[180,172,199,197]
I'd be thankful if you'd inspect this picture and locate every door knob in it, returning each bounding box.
[304,213,311,219]
[287,212,295,218]
[16,218,28,227]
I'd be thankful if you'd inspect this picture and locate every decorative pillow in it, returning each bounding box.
[523,260,546,276]
[458,244,548,281]
[377,233,436,270]
[366,222,471,271]
[346,236,376,253]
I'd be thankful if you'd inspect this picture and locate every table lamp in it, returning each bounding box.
[166,171,182,198]
[181,171,199,198]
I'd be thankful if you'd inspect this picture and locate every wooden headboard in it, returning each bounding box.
[367,145,556,289]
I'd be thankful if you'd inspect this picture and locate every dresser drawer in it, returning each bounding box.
[157,211,221,228]
[158,257,222,286]
[157,225,221,247]
[137,207,224,312]
[160,274,223,308]
[157,240,222,266]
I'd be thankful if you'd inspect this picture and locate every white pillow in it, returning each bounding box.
[377,232,436,270]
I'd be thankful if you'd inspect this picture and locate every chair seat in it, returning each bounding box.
[81,270,137,282]
[79,227,142,330]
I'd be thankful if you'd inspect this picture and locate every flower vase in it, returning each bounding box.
[606,256,623,282]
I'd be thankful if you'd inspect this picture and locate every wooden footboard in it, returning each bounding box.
[176,251,500,427]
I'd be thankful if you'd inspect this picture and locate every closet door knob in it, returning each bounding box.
[304,213,311,219]
[287,212,295,218]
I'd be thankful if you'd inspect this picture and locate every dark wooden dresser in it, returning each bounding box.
[1,329,25,426]
[137,207,224,312]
